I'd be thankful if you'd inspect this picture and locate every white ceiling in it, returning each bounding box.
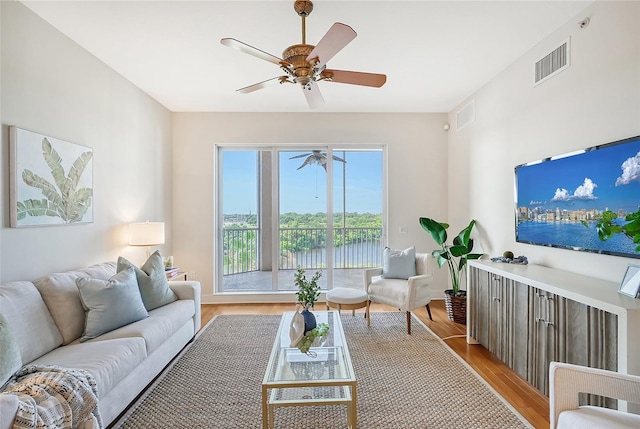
[22,0,592,113]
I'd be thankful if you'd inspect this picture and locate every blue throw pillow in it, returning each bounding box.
[117,250,177,311]
[382,246,417,279]
[76,267,149,342]
[0,314,21,387]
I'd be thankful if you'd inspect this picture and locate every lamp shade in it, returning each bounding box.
[129,221,165,246]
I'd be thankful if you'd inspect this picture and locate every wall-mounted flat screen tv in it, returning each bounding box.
[515,135,640,259]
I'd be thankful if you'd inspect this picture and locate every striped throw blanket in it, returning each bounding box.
[1,365,102,429]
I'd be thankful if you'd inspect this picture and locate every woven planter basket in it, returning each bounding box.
[444,289,467,324]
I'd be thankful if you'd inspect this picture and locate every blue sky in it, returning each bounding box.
[222,150,383,214]
[516,137,640,213]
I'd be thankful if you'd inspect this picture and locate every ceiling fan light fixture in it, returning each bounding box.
[220,0,386,109]
[282,44,314,66]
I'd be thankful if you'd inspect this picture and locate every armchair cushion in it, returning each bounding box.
[367,273,432,311]
[368,278,411,305]
[556,406,640,428]
[382,246,416,279]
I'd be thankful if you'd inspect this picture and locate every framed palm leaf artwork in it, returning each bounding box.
[9,127,93,227]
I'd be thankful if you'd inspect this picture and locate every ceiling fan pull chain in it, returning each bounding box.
[315,164,319,199]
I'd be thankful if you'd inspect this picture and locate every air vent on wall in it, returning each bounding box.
[456,99,475,131]
[534,38,570,86]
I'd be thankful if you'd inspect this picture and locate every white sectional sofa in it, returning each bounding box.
[0,261,201,428]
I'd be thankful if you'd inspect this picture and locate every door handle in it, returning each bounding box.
[535,290,544,323]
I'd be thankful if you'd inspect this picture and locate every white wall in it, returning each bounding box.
[0,2,173,282]
[448,1,640,283]
[172,113,450,302]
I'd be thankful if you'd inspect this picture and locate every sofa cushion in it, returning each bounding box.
[80,262,117,282]
[382,246,416,279]
[76,267,149,342]
[33,262,116,344]
[117,251,177,311]
[29,337,147,400]
[0,314,21,387]
[0,281,63,364]
[89,299,195,353]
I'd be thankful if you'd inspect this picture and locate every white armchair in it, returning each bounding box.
[550,361,640,428]
[364,252,433,334]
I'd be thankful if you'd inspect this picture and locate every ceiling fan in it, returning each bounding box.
[289,150,346,171]
[220,0,386,109]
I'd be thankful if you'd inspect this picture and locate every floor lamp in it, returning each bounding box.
[129,221,165,258]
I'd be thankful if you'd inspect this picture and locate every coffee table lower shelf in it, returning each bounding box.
[264,382,356,428]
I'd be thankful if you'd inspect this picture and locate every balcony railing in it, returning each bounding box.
[223,227,259,275]
[223,226,382,275]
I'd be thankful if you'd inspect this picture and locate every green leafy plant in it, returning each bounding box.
[17,138,93,223]
[419,218,483,296]
[294,267,322,308]
[583,209,640,252]
[297,322,330,354]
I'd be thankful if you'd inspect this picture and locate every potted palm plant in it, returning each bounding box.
[419,218,483,324]
[294,267,322,332]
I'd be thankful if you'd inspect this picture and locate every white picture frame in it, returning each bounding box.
[618,264,640,298]
[9,126,93,227]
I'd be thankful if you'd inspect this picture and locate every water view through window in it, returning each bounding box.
[219,147,383,292]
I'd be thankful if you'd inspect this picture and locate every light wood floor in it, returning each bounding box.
[201,300,549,428]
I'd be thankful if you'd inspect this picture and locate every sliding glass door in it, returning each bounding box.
[217,146,384,293]
[332,150,383,288]
[219,150,273,292]
[278,150,331,291]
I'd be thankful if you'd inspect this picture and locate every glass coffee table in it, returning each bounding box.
[261,310,356,428]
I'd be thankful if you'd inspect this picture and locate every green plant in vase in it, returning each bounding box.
[294,267,322,332]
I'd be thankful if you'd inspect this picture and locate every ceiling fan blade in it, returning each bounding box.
[221,38,283,65]
[306,23,356,68]
[324,69,387,87]
[289,153,313,159]
[303,84,325,109]
[237,77,287,94]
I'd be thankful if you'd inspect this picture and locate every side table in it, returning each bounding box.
[166,271,188,281]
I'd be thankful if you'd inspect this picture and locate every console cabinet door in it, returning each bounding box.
[469,267,490,347]
[469,268,505,357]
[503,279,529,380]
[526,287,618,397]
[553,296,617,371]
[527,288,557,395]
[553,295,618,407]
[469,268,525,365]
[486,273,503,358]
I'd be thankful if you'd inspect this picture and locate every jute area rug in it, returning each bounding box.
[113,312,532,428]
